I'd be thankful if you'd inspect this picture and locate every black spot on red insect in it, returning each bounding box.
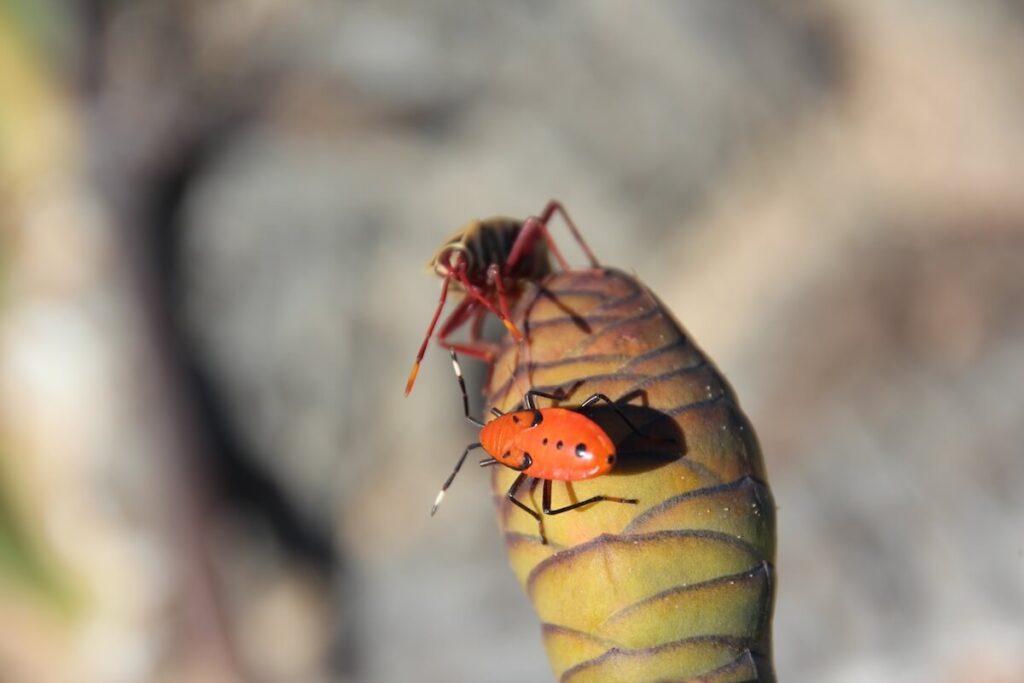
[556,440,564,449]
[512,415,520,424]
[542,438,549,445]
[502,451,511,459]
[575,443,587,458]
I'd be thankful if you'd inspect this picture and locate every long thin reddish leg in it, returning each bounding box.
[506,218,560,271]
[405,276,453,396]
[454,269,523,341]
[469,304,487,343]
[538,199,600,268]
[486,263,519,341]
[506,201,599,273]
[436,339,500,362]
[436,299,500,360]
[437,295,479,341]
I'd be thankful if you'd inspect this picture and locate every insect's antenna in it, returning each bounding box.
[450,350,485,427]
[431,442,482,516]
[405,276,452,396]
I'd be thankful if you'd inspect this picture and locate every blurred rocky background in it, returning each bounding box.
[1,1,1023,682]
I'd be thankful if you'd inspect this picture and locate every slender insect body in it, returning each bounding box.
[480,409,616,481]
[430,218,550,287]
[405,200,599,396]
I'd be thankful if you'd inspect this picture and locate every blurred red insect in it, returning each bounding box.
[431,351,641,544]
[404,200,599,395]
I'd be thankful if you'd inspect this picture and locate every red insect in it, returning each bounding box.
[431,351,640,544]
[404,200,599,396]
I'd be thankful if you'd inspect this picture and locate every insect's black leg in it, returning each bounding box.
[478,458,500,467]
[431,442,483,515]
[490,407,504,418]
[506,472,547,543]
[523,388,567,410]
[506,472,535,515]
[541,479,638,515]
[615,388,650,408]
[578,392,651,438]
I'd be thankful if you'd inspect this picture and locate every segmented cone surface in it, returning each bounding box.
[486,269,776,683]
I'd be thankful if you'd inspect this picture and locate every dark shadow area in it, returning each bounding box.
[502,385,686,474]
[582,403,686,475]
[529,285,593,334]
